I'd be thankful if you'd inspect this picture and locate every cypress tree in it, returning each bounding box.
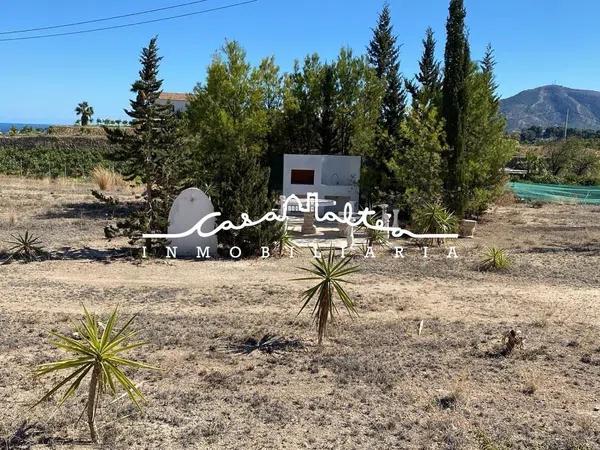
[105,37,184,252]
[367,3,406,137]
[318,64,338,154]
[442,0,469,217]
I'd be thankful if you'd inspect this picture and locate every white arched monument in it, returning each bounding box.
[167,188,218,257]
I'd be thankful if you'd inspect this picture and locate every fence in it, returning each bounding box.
[509,182,600,205]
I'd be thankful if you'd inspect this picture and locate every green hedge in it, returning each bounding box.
[0,136,121,177]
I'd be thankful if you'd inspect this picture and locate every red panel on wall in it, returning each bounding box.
[291,169,315,185]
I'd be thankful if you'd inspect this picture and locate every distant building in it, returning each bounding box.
[157,92,190,113]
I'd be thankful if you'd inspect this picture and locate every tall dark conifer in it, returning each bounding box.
[318,64,338,154]
[367,3,406,137]
[366,3,406,202]
[105,37,183,251]
[442,0,469,217]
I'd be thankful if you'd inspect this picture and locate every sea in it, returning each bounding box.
[0,123,51,133]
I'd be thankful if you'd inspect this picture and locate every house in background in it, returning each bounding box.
[283,154,361,213]
[157,92,190,113]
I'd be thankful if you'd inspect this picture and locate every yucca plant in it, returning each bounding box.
[277,224,300,256]
[3,231,46,264]
[35,306,157,444]
[295,247,360,345]
[362,214,389,248]
[411,202,458,245]
[480,246,511,271]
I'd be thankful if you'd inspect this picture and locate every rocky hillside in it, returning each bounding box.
[500,85,600,131]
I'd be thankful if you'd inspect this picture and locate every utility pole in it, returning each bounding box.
[564,108,569,140]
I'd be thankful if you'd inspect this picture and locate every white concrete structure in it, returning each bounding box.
[283,154,360,214]
[167,188,218,257]
[157,92,190,114]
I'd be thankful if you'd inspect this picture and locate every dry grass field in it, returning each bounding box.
[1,175,600,449]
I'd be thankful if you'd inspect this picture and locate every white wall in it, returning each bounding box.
[283,154,361,212]
[157,99,188,113]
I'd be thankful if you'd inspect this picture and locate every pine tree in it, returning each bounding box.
[388,100,445,215]
[105,37,184,252]
[280,49,381,158]
[463,44,516,217]
[367,3,406,136]
[335,47,381,156]
[442,0,469,217]
[408,27,442,107]
[280,55,323,154]
[481,44,499,99]
[366,3,406,203]
[186,41,284,255]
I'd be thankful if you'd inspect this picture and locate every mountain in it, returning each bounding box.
[500,85,600,131]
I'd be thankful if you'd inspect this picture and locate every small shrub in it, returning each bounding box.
[277,226,299,256]
[480,246,511,271]
[465,187,495,219]
[494,189,516,206]
[436,391,461,410]
[91,165,124,191]
[411,202,457,245]
[436,378,468,410]
[363,214,389,247]
[3,231,46,264]
[229,334,304,355]
[501,329,524,355]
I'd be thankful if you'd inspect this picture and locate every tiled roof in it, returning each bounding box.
[159,92,190,101]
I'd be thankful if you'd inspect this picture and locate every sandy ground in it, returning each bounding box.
[1,176,600,449]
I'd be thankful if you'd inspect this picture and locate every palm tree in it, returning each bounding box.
[295,247,360,345]
[35,306,157,443]
[75,101,94,126]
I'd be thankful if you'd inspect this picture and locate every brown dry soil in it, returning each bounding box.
[1,176,599,449]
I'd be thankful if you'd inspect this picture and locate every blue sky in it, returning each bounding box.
[1,0,599,124]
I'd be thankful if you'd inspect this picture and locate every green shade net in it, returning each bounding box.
[509,182,600,205]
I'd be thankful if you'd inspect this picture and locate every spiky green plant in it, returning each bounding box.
[411,202,458,245]
[295,247,360,345]
[480,246,511,271]
[3,231,46,263]
[363,214,390,248]
[35,306,157,444]
[277,225,300,256]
